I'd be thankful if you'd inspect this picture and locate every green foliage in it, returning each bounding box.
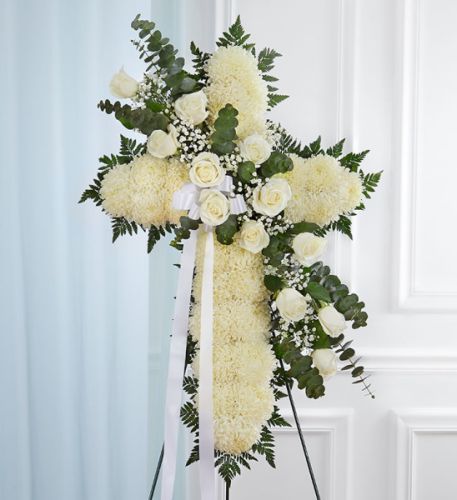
[308,262,368,329]
[98,99,169,135]
[267,405,291,428]
[326,138,346,158]
[264,274,284,292]
[259,151,293,178]
[210,104,239,155]
[287,221,321,235]
[315,214,354,239]
[170,216,200,250]
[267,92,289,109]
[258,48,282,73]
[237,161,256,183]
[337,340,375,398]
[215,215,239,245]
[251,427,276,467]
[360,170,382,199]
[276,129,304,156]
[111,217,138,243]
[180,401,199,433]
[273,339,326,399]
[190,41,210,84]
[131,14,199,96]
[147,222,174,253]
[306,281,332,302]
[216,16,254,50]
[300,136,324,158]
[340,150,369,172]
[262,233,291,267]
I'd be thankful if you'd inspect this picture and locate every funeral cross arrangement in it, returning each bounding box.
[80,14,381,498]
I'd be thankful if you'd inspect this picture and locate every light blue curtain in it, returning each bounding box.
[0,0,187,499]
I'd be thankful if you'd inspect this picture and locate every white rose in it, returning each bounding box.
[238,220,270,254]
[252,178,292,217]
[276,288,309,322]
[109,67,139,98]
[312,349,337,377]
[147,128,178,159]
[239,134,272,165]
[189,152,225,187]
[199,189,230,226]
[174,90,208,125]
[292,233,327,266]
[318,305,347,338]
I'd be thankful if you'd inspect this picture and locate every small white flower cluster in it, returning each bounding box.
[131,74,166,110]
[169,117,210,164]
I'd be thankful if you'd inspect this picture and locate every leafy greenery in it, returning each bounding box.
[210,104,239,155]
[340,150,370,172]
[190,41,210,84]
[307,261,368,329]
[273,339,325,399]
[237,161,256,183]
[147,223,174,253]
[131,14,199,96]
[216,15,254,50]
[360,170,383,199]
[215,215,239,245]
[97,99,168,135]
[259,151,293,178]
[326,138,346,158]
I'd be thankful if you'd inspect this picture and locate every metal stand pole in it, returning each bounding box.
[279,357,321,500]
[148,445,164,500]
[148,352,322,500]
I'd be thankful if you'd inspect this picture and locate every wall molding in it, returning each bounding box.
[393,408,457,500]
[346,350,457,373]
[393,0,457,312]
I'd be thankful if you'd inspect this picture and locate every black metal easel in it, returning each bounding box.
[147,364,322,500]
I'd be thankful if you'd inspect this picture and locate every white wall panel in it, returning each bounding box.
[203,1,457,499]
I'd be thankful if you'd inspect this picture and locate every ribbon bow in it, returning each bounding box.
[172,175,247,224]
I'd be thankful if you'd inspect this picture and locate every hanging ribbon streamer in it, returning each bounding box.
[160,231,197,500]
[198,229,216,500]
[160,177,245,500]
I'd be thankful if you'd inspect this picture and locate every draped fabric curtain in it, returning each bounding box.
[0,1,189,498]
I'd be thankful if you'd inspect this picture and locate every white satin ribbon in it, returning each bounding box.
[160,230,197,500]
[172,175,247,222]
[198,229,216,500]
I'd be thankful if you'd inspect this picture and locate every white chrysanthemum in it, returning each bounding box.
[100,154,188,227]
[100,164,132,218]
[162,159,189,224]
[340,169,363,213]
[206,46,268,139]
[193,340,275,385]
[190,230,275,454]
[192,234,268,303]
[213,383,275,454]
[190,299,270,343]
[284,154,361,227]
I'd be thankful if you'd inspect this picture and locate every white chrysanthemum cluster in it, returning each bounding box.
[100,154,188,227]
[190,233,275,454]
[284,154,363,226]
[205,46,268,140]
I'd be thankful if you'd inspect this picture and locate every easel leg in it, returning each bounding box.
[280,358,321,500]
[148,445,164,500]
